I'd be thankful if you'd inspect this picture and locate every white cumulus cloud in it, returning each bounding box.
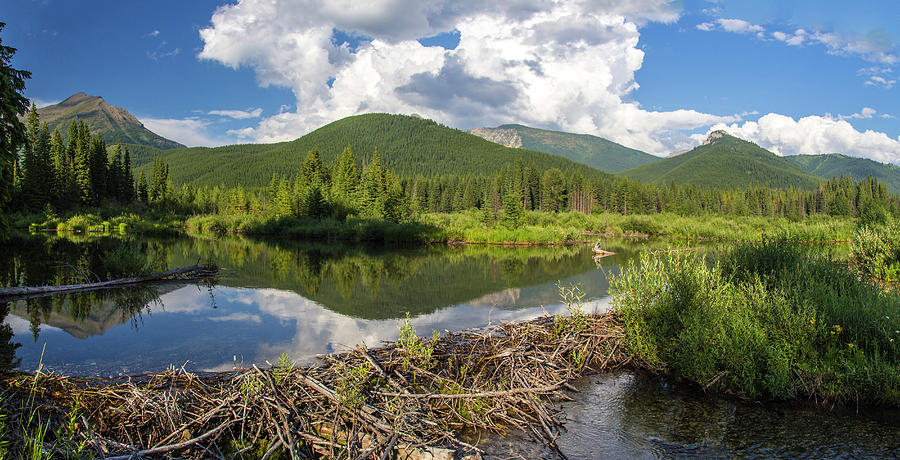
[208,108,263,119]
[140,117,232,147]
[696,18,764,37]
[692,113,900,165]
[196,0,740,154]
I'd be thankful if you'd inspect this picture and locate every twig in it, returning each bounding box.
[102,419,232,460]
[375,381,565,399]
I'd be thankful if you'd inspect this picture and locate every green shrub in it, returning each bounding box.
[852,225,900,282]
[610,241,900,403]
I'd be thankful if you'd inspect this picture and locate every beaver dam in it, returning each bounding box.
[1,311,628,458]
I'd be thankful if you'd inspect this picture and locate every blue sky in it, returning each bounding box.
[4,0,899,163]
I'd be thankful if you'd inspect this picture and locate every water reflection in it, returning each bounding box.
[0,302,21,372]
[0,233,671,376]
[477,371,900,459]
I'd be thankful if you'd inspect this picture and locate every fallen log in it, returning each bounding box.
[0,264,214,298]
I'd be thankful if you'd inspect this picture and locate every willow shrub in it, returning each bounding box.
[852,224,900,282]
[610,241,900,404]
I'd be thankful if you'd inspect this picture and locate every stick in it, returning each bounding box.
[80,416,105,460]
[102,419,232,460]
[358,346,408,394]
[0,264,210,298]
[375,381,565,399]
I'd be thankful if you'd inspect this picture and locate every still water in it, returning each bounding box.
[2,232,898,458]
[1,232,644,376]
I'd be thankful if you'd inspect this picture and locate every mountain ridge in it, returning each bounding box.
[32,92,184,150]
[150,113,610,188]
[619,132,823,189]
[787,153,900,194]
[469,123,658,173]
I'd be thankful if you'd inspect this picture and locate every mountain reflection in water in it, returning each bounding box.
[1,232,670,376]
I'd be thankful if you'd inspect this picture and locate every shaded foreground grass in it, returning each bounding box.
[610,240,900,404]
[0,310,626,459]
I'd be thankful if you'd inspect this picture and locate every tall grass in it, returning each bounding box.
[422,211,857,244]
[610,241,900,404]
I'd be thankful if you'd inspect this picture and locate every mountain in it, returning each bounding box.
[619,131,823,189]
[33,92,184,151]
[469,124,658,173]
[787,153,900,195]
[151,113,609,188]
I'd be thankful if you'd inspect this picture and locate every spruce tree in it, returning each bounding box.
[122,144,134,202]
[137,171,148,202]
[331,145,359,205]
[20,103,41,210]
[49,127,68,208]
[0,22,31,220]
[72,123,93,205]
[358,148,385,217]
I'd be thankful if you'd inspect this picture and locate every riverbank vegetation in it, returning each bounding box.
[610,240,900,405]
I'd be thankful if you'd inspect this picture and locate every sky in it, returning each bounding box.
[4,0,900,164]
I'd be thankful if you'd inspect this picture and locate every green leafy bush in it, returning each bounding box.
[610,241,900,404]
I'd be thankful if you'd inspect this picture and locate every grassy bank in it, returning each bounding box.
[423,211,857,243]
[12,210,182,236]
[182,210,859,244]
[610,240,900,404]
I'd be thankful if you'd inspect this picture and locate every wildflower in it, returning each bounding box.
[848,343,854,348]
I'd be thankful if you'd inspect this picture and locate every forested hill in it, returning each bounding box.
[153,113,609,188]
[619,131,823,189]
[787,153,900,195]
[470,124,658,173]
[33,92,184,150]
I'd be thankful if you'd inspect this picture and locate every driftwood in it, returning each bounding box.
[0,264,215,299]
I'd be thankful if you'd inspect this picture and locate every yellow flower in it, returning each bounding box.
[848,343,854,348]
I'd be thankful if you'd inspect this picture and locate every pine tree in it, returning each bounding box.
[20,103,42,210]
[108,142,123,202]
[150,154,169,201]
[137,171,148,202]
[358,148,385,217]
[122,144,134,202]
[501,192,522,229]
[0,22,31,219]
[89,134,107,204]
[73,122,93,205]
[331,145,359,204]
[300,148,326,187]
[49,127,69,208]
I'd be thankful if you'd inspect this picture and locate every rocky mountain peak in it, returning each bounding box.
[469,127,523,148]
[702,130,728,146]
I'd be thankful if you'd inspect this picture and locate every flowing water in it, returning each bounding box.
[1,232,897,458]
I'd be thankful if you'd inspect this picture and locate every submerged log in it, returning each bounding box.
[0,264,214,298]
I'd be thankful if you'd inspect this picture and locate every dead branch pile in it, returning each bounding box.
[0,312,628,459]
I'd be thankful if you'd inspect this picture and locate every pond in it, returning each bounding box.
[0,232,664,376]
[2,232,897,458]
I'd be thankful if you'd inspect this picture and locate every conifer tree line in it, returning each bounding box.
[402,160,899,221]
[8,102,897,224]
[5,104,146,211]
[175,146,407,222]
[167,145,899,224]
